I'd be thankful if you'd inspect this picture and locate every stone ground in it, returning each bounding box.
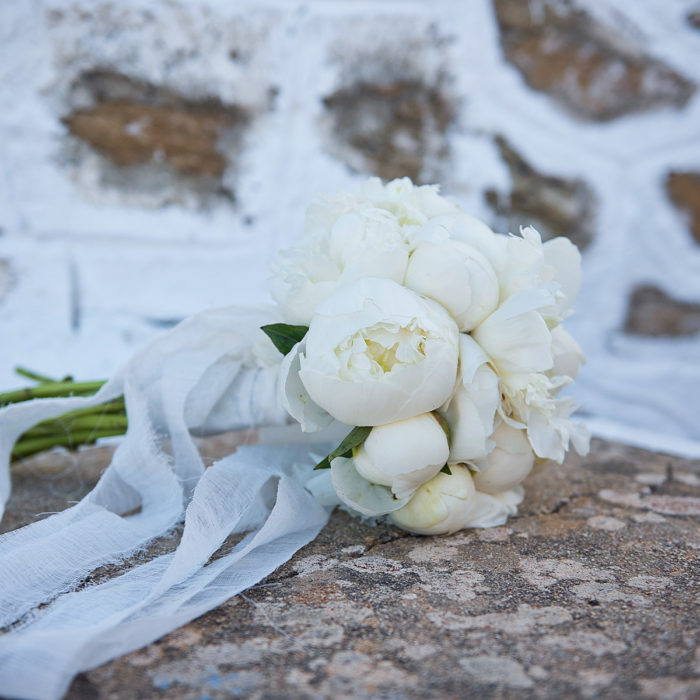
[4,437,700,699]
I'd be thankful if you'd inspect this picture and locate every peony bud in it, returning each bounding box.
[404,240,499,332]
[353,413,449,499]
[390,465,477,535]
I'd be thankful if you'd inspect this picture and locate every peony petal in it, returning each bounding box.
[279,341,334,432]
[330,457,410,516]
[473,289,554,375]
[404,240,499,331]
[462,487,524,528]
[457,334,492,384]
[305,470,342,508]
[543,237,582,316]
[550,325,586,380]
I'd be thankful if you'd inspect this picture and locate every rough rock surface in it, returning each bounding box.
[624,285,700,337]
[323,77,454,184]
[486,136,595,251]
[666,172,700,246]
[687,10,700,30]
[3,436,700,699]
[493,0,696,121]
[321,31,455,187]
[63,70,250,205]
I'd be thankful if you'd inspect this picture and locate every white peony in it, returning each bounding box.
[404,240,499,331]
[270,177,459,324]
[439,335,500,463]
[295,277,459,427]
[353,413,449,499]
[471,422,535,494]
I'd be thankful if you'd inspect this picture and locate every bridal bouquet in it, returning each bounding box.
[0,177,588,700]
[265,177,589,534]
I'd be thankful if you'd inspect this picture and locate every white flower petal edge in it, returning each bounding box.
[525,398,591,463]
[418,214,509,275]
[359,177,461,225]
[471,422,535,493]
[462,487,524,529]
[500,373,591,463]
[440,335,500,462]
[495,226,582,323]
[279,340,333,433]
[330,456,411,517]
[353,413,449,499]
[543,236,582,319]
[299,277,459,426]
[550,325,586,380]
[472,287,555,375]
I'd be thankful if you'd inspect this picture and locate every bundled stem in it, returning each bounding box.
[2,368,127,462]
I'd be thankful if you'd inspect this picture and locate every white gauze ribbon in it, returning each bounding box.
[0,306,332,700]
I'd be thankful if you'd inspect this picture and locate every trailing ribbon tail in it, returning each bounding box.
[0,446,330,700]
[0,305,326,700]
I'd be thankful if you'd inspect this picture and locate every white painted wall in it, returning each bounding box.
[1,0,700,451]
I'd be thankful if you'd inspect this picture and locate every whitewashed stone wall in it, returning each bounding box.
[1,0,700,450]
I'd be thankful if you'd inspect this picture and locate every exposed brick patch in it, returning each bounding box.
[493,0,696,121]
[63,70,250,203]
[624,285,700,337]
[666,172,700,245]
[486,136,595,250]
[323,77,454,184]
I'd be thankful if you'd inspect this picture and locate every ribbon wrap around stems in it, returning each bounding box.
[0,306,332,700]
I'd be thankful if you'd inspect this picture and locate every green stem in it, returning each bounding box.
[22,414,129,438]
[32,400,126,424]
[11,428,127,460]
[4,368,127,462]
[0,380,107,406]
[14,367,60,384]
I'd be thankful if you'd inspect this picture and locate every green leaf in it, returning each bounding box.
[314,425,372,470]
[440,463,452,476]
[260,323,309,356]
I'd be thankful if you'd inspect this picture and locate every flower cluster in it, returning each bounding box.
[268,177,589,535]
